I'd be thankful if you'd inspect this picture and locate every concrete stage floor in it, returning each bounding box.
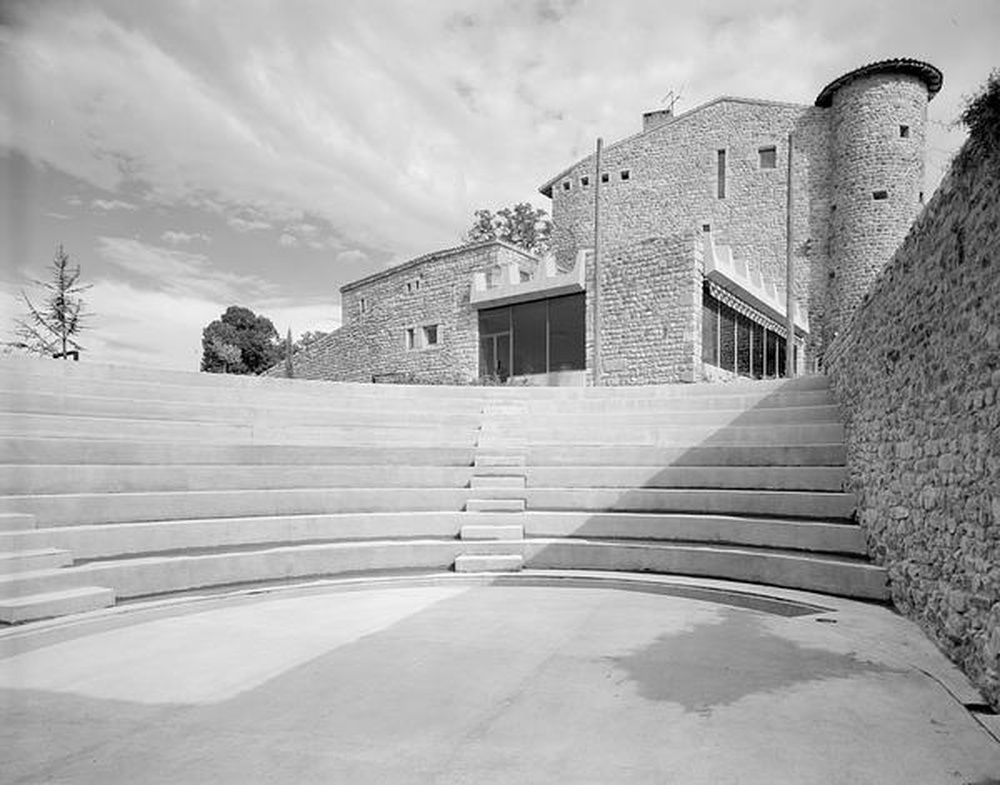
[2,574,999,784]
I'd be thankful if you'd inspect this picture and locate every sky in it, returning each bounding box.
[1,0,997,371]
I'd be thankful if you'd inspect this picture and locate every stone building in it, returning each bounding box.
[290,58,942,385]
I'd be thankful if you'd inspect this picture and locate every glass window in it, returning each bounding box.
[512,299,547,376]
[479,306,510,336]
[717,149,726,199]
[548,294,585,371]
[701,289,718,365]
[423,325,438,346]
[759,146,777,169]
[702,284,789,377]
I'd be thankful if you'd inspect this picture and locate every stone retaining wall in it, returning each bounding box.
[825,128,1000,707]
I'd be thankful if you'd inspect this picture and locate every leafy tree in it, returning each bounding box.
[464,202,552,255]
[201,306,280,374]
[294,330,330,353]
[10,244,91,359]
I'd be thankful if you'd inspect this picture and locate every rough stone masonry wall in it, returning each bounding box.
[825,131,1000,707]
[549,98,831,363]
[289,242,536,383]
[595,235,700,385]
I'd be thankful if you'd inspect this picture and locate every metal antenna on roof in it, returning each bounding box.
[661,85,684,113]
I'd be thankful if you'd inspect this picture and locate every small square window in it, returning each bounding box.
[562,180,570,191]
[580,176,590,187]
[872,190,889,201]
[601,172,609,183]
[702,223,711,233]
[405,327,416,350]
[620,170,630,181]
[899,125,910,138]
[423,325,439,346]
[758,146,777,169]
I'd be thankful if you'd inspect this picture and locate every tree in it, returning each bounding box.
[10,244,91,359]
[464,202,552,255]
[201,306,280,374]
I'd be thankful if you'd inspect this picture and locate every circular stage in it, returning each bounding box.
[3,579,998,783]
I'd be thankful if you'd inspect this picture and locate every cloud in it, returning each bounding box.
[161,230,211,245]
[335,249,368,266]
[227,216,272,232]
[91,198,137,211]
[45,211,71,220]
[97,236,278,302]
[278,233,298,247]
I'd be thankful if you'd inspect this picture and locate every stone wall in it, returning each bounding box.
[825,132,1000,707]
[595,236,700,385]
[288,241,537,383]
[548,98,831,364]
[828,73,930,336]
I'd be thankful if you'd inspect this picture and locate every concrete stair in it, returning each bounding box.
[0,357,888,621]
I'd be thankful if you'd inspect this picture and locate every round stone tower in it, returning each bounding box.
[818,58,943,335]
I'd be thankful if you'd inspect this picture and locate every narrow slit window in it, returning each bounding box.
[405,327,416,350]
[717,149,726,199]
[758,146,777,169]
[359,297,367,314]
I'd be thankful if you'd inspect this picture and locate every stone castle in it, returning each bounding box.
[291,58,943,385]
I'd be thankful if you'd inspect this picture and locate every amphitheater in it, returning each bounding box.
[3,356,999,782]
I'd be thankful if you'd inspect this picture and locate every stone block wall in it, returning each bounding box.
[825,136,1000,707]
[595,236,700,385]
[288,241,537,383]
[828,72,930,336]
[548,98,831,363]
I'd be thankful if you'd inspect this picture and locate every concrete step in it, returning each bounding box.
[523,540,888,601]
[0,513,36,532]
[0,438,476,467]
[0,389,485,428]
[480,422,844,446]
[0,540,469,599]
[524,466,846,491]
[465,499,526,513]
[520,487,855,520]
[0,548,72,573]
[0,585,115,624]
[454,554,523,573]
[469,475,526,490]
[0,488,480,527]
[0,465,476,495]
[486,405,844,427]
[475,454,526,468]
[0,512,470,561]
[527,444,846,467]
[0,413,479,446]
[520,511,866,555]
[460,524,524,541]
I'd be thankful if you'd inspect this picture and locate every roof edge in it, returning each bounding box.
[539,96,813,197]
[340,239,537,293]
[814,58,943,107]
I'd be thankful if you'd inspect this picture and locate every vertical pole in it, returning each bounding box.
[784,131,796,378]
[593,137,603,386]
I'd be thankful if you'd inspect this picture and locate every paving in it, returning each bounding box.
[2,575,998,784]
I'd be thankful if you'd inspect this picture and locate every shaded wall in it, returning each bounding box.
[825,133,1000,706]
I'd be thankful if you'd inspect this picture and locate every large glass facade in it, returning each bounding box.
[478,293,585,380]
[702,284,793,378]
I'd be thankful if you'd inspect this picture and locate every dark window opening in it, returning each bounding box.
[601,172,609,183]
[717,149,726,199]
[919,191,924,203]
[562,181,570,191]
[581,176,590,187]
[478,293,584,380]
[873,190,889,201]
[620,170,630,181]
[702,223,711,233]
[899,125,910,138]
[702,284,791,379]
[423,325,438,346]
[758,146,777,169]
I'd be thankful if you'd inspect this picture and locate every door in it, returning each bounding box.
[479,332,511,381]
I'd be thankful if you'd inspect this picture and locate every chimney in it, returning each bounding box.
[642,108,673,132]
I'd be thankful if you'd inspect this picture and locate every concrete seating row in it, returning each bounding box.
[0,357,887,623]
